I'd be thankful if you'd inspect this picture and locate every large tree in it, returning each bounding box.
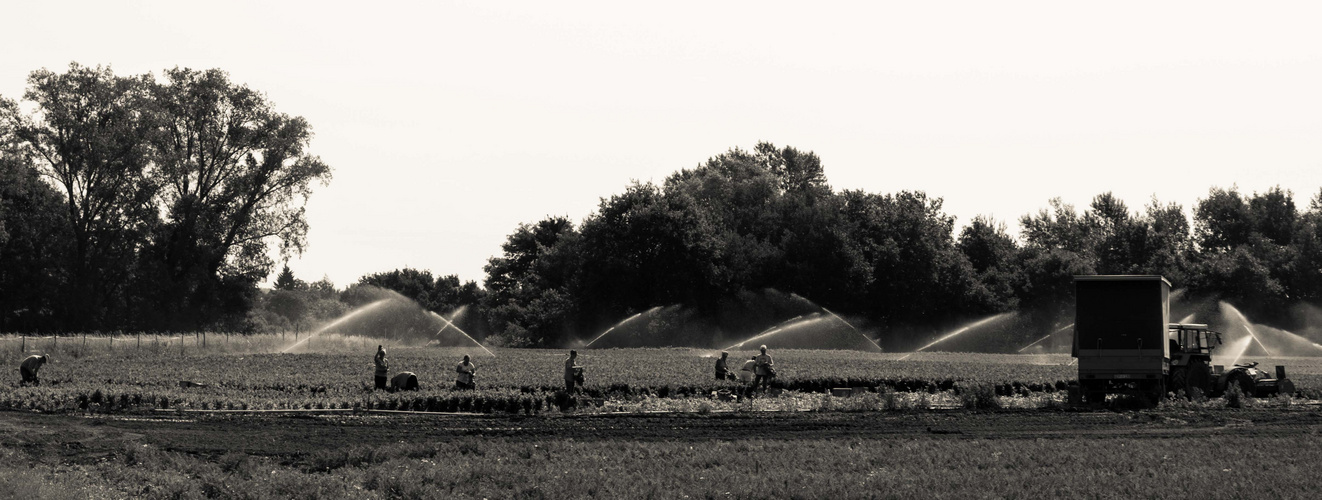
[1,64,158,328]
[140,67,332,329]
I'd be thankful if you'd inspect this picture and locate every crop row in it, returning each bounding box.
[2,346,1317,414]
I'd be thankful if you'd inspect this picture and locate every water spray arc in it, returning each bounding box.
[1017,323,1073,353]
[899,312,1014,360]
[724,314,825,350]
[782,293,883,352]
[426,310,495,357]
[281,299,392,353]
[820,306,883,352]
[585,306,662,347]
[1219,301,1273,357]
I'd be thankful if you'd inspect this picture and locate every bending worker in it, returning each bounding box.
[455,354,477,390]
[20,354,47,385]
[374,345,388,390]
[739,356,757,384]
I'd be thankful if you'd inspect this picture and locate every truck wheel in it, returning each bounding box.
[1147,380,1166,406]
[1084,381,1105,405]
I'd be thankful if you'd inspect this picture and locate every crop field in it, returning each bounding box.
[4,334,1322,498]
[4,409,1322,499]
[3,334,1321,415]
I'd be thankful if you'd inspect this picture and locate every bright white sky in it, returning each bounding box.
[4,1,1322,287]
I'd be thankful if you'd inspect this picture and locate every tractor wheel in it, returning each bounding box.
[1170,368,1188,398]
[1185,362,1211,399]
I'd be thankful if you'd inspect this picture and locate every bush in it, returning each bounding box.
[1225,384,1245,408]
[957,382,1000,410]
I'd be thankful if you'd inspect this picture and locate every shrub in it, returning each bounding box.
[957,382,1000,410]
[1225,384,1245,408]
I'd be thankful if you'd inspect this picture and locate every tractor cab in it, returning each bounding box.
[1167,323,1220,362]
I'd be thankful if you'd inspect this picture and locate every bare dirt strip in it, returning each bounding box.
[3,407,1321,465]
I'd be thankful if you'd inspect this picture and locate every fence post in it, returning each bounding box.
[83,332,87,349]
[22,334,25,353]
[109,334,113,350]
[53,334,57,350]
[202,331,206,348]
[137,332,140,349]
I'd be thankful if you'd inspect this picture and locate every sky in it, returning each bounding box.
[4,1,1322,288]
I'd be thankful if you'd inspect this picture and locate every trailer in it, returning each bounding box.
[1073,275,1171,404]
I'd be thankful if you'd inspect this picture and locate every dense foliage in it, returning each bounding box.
[0,64,331,332]
[481,143,1322,348]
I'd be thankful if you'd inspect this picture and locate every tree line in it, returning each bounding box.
[6,64,1322,348]
[479,143,1322,348]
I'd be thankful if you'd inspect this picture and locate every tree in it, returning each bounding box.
[1020,198,1097,256]
[358,268,443,309]
[273,264,306,291]
[1248,186,1296,246]
[140,67,331,329]
[576,182,720,328]
[1138,198,1193,284]
[1,63,158,329]
[483,216,581,346]
[957,215,1019,310]
[0,145,71,331]
[1194,187,1252,252]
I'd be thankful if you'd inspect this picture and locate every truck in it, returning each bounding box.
[1072,275,1293,404]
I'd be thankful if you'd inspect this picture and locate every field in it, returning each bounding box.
[4,409,1322,499]
[4,335,1322,498]
[3,333,1322,415]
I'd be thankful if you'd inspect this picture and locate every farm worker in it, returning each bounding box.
[374,345,388,390]
[715,351,733,381]
[564,350,584,393]
[455,354,476,390]
[739,356,757,384]
[392,371,419,391]
[754,345,775,390]
[19,354,46,385]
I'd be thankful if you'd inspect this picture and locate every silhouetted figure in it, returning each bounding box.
[715,351,734,381]
[455,354,476,390]
[20,354,46,385]
[374,345,388,390]
[564,350,584,393]
[754,345,775,390]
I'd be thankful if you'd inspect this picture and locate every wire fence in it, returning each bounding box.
[0,331,393,363]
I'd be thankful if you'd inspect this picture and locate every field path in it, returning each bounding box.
[3,408,1322,463]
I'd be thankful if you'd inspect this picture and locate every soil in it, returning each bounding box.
[3,406,1321,466]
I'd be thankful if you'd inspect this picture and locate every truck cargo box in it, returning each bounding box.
[1073,276,1170,379]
